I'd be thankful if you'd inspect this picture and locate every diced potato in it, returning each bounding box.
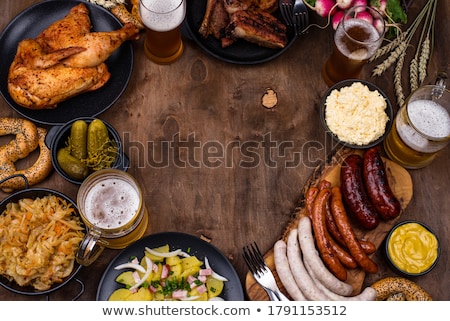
[109,288,133,301]
[152,286,165,301]
[180,266,201,280]
[181,256,203,271]
[206,276,224,298]
[145,244,169,262]
[115,271,136,287]
[169,263,182,280]
[166,255,182,266]
[189,288,209,301]
[126,287,152,301]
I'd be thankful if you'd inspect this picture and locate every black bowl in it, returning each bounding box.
[0,188,84,295]
[384,220,440,277]
[45,117,129,184]
[320,79,394,149]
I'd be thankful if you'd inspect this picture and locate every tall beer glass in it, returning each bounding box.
[384,79,450,169]
[139,0,186,64]
[322,6,385,87]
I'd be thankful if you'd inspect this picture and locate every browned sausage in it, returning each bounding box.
[325,199,376,254]
[363,146,401,220]
[305,186,318,218]
[311,188,347,281]
[340,154,380,230]
[330,186,378,274]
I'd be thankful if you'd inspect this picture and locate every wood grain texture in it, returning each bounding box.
[0,0,448,301]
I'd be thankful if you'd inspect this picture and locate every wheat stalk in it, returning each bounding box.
[409,57,419,92]
[394,51,407,107]
[370,0,437,107]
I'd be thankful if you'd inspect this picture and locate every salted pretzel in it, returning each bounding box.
[0,118,53,192]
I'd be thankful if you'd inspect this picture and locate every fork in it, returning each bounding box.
[293,0,310,35]
[279,0,294,28]
[242,242,290,301]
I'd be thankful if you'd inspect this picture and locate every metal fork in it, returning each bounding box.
[279,0,294,27]
[242,242,290,301]
[293,0,310,35]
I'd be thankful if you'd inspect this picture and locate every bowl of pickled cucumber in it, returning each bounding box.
[45,117,129,184]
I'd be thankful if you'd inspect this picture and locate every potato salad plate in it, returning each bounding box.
[96,232,245,301]
[0,0,133,125]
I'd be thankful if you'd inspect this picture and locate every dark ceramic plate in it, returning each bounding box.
[319,79,394,149]
[96,232,244,301]
[183,0,297,64]
[0,188,84,296]
[0,0,133,125]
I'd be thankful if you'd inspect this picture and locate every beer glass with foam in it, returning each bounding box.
[322,6,385,86]
[76,169,149,266]
[384,76,450,169]
[139,0,186,64]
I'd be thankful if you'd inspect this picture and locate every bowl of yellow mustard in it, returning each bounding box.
[385,220,440,277]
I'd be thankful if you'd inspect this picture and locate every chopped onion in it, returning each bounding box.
[204,257,228,282]
[130,257,153,291]
[114,262,146,274]
[145,247,182,257]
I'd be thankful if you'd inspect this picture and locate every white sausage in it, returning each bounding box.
[286,228,330,300]
[273,239,306,301]
[304,260,376,301]
[297,216,353,296]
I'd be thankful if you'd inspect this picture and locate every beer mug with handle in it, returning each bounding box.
[384,73,450,169]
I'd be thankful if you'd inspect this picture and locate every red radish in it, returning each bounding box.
[352,0,368,11]
[336,0,353,10]
[313,0,338,17]
[332,10,345,29]
[356,10,373,24]
[371,0,387,16]
[372,17,385,34]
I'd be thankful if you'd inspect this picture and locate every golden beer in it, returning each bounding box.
[384,86,450,169]
[322,6,384,87]
[139,0,186,64]
[76,170,149,266]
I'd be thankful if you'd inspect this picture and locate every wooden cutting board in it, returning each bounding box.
[245,147,413,301]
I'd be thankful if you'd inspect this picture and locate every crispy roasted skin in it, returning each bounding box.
[227,9,287,49]
[36,4,139,68]
[199,0,230,40]
[8,39,110,110]
[7,3,139,110]
[199,0,285,49]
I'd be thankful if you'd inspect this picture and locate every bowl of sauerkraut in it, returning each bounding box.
[0,188,85,296]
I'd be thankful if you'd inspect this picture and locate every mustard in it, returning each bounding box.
[388,222,439,274]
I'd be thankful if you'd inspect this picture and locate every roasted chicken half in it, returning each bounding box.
[7,3,139,110]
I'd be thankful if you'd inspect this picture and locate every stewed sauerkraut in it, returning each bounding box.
[0,195,84,290]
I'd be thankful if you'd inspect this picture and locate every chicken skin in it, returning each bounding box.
[36,3,139,68]
[7,3,139,110]
[8,39,110,110]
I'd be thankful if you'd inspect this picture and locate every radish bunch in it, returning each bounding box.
[304,0,387,31]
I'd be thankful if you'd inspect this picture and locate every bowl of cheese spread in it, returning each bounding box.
[385,220,440,277]
[320,79,393,148]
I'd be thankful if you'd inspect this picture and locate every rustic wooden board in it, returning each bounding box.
[245,147,414,301]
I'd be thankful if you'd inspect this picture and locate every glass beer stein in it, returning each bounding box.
[384,74,450,169]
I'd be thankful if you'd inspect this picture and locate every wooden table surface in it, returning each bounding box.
[0,0,448,301]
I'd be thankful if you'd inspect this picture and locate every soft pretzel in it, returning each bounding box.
[0,118,53,192]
